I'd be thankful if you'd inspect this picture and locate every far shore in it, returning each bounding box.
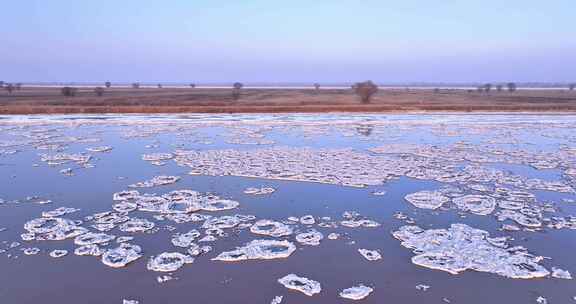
[1,86,576,114]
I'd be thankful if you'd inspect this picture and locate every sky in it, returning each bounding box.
[1,0,575,83]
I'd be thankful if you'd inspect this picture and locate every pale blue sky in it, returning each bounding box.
[1,0,574,83]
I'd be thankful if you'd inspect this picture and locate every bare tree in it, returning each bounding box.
[94,87,105,97]
[0,81,4,88]
[483,83,492,92]
[232,82,243,101]
[105,82,111,88]
[132,83,140,89]
[354,81,378,104]
[15,83,22,90]
[496,85,503,92]
[61,87,78,97]
[157,84,163,89]
[477,86,484,93]
[313,83,320,93]
[569,83,575,91]
[434,88,440,93]
[506,82,517,92]
[190,83,196,88]
[5,83,14,94]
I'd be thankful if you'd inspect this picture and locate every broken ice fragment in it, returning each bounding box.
[358,249,382,261]
[129,175,180,188]
[339,284,373,300]
[147,252,194,272]
[277,274,321,296]
[243,187,276,195]
[74,232,116,246]
[393,223,550,279]
[119,218,155,233]
[551,267,572,279]
[295,229,324,246]
[101,243,142,268]
[171,230,201,247]
[213,240,296,262]
[404,190,450,210]
[270,295,283,304]
[250,220,293,237]
[49,249,68,258]
[23,247,40,255]
[452,194,496,215]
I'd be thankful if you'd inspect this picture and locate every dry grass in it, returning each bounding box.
[1,87,576,114]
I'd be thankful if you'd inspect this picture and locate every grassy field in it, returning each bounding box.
[1,86,576,114]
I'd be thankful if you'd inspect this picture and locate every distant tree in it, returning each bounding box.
[477,86,484,93]
[506,82,517,92]
[496,85,503,92]
[5,83,14,94]
[61,87,78,97]
[0,81,4,88]
[232,82,243,101]
[483,83,492,92]
[189,83,196,88]
[569,83,575,91]
[132,83,140,89]
[94,87,105,97]
[15,83,22,90]
[434,88,440,93]
[313,83,320,93]
[105,81,111,88]
[157,84,163,89]
[354,80,378,104]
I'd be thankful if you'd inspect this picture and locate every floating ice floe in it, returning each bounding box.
[24,217,87,241]
[551,267,572,279]
[213,240,296,262]
[75,244,104,256]
[142,153,173,162]
[496,209,542,228]
[393,223,550,279]
[200,199,240,211]
[119,218,155,233]
[86,146,112,153]
[358,249,382,261]
[171,230,201,247]
[270,295,283,304]
[340,219,380,228]
[122,299,139,304]
[49,249,68,258]
[113,190,141,201]
[250,220,293,237]
[74,232,116,246]
[404,191,450,210]
[113,202,138,213]
[415,284,430,291]
[101,243,143,268]
[129,175,180,188]
[42,207,80,217]
[300,215,316,225]
[23,247,40,255]
[452,194,496,215]
[243,187,276,195]
[147,252,194,272]
[339,284,374,300]
[328,233,340,240]
[277,274,321,296]
[202,216,241,229]
[295,229,324,246]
